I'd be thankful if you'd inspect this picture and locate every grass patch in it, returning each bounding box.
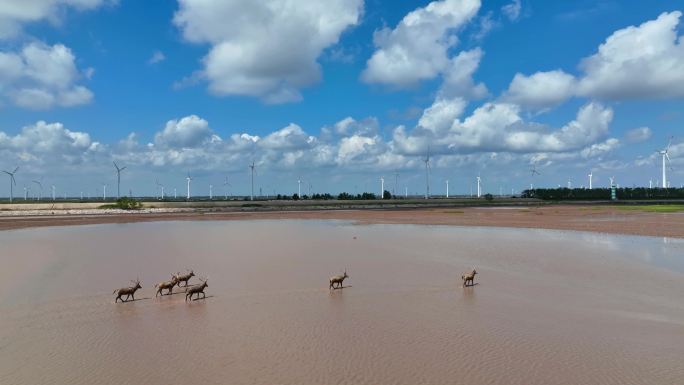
[241,203,263,208]
[442,210,464,214]
[617,205,684,213]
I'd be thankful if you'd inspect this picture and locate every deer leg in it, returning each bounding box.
[201,292,205,299]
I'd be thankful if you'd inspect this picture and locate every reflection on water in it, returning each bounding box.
[0,220,683,385]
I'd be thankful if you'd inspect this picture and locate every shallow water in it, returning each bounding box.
[1,220,683,385]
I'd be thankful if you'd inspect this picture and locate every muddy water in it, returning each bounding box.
[1,220,683,385]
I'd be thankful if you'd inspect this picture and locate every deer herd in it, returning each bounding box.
[114,267,478,303]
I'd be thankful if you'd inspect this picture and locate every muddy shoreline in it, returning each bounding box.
[0,205,682,238]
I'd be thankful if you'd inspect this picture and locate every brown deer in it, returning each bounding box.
[174,270,195,287]
[462,269,477,287]
[185,278,208,301]
[113,279,142,303]
[155,275,179,297]
[329,270,349,289]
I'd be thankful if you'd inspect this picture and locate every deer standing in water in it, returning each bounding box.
[155,275,178,297]
[174,270,195,287]
[462,269,477,287]
[113,279,142,303]
[185,278,208,301]
[329,270,349,289]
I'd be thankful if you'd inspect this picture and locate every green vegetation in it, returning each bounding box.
[99,197,142,210]
[522,187,684,201]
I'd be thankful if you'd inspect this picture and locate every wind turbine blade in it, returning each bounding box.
[113,161,118,170]
[11,175,16,185]
[120,166,126,171]
[12,166,18,174]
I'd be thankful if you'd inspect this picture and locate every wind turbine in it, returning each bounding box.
[23,185,28,201]
[32,179,43,201]
[102,183,107,200]
[209,184,213,200]
[424,147,431,199]
[446,179,449,198]
[186,173,192,200]
[297,178,301,198]
[113,162,126,199]
[174,188,177,199]
[588,172,593,190]
[249,161,256,201]
[649,179,653,189]
[657,137,673,188]
[567,178,572,189]
[380,176,384,199]
[2,166,18,203]
[223,176,231,200]
[156,179,164,200]
[530,163,540,189]
[609,176,615,188]
[476,175,481,198]
[51,184,56,200]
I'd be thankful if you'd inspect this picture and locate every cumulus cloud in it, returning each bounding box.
[0,120,100,166]
[361,0,481,87]
[502,11,684,110]
[174,0,363,103]
[154,115,215,148]
[395,101,614,155]
[625,127,652,143]
[501,70,576,110]
[0,42,93,109]
[577,11,684,99]
[0,0,110,39]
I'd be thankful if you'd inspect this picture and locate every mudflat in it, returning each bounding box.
[1,220,683,385]
[1,205,683,238]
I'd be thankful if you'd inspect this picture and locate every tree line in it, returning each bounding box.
[521,187,684,200]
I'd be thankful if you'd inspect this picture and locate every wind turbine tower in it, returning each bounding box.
[223,176,231,200]
[156,179,165,199]
[113,162,126,199]
[380,176,384,199]
[249,161,256,201]
[446,179,449,198]
[186,173,192,200]
[2,167,18,203]
[424,147,431,199]
[298,178,301,198]
[51,185,56,200]
[32,179,43,201]
[658,137,673,188]
[209,184,213,200]
[476,175,481,198]
[588,172,593,190]
[102,184,107,200]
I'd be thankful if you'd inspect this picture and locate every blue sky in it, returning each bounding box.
[1,0,683,198]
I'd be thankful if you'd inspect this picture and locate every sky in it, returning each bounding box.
[1,0,684,198]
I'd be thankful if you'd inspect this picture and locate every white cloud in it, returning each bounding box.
[577,11,684,99]
[502,11,684,110]
[174,0,363,103]
[439,48,488,99]
[0,0,110,39]
[361,0,481,87]
[148,50,165,65]
[501,0,521,21]
[0,120,97,166]
[395,101,614,154]
[154,115,215,148]
[501,70,576,110]
[0,42,93,109]
[625,127,652,143]
[259,123,315,151]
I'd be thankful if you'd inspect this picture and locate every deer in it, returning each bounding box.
[329,270,349,290]
[173,269,195,287]
[155,275,179,297]
[462,269,477,287]
[185,278,208,302]
[113,279,142,303]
